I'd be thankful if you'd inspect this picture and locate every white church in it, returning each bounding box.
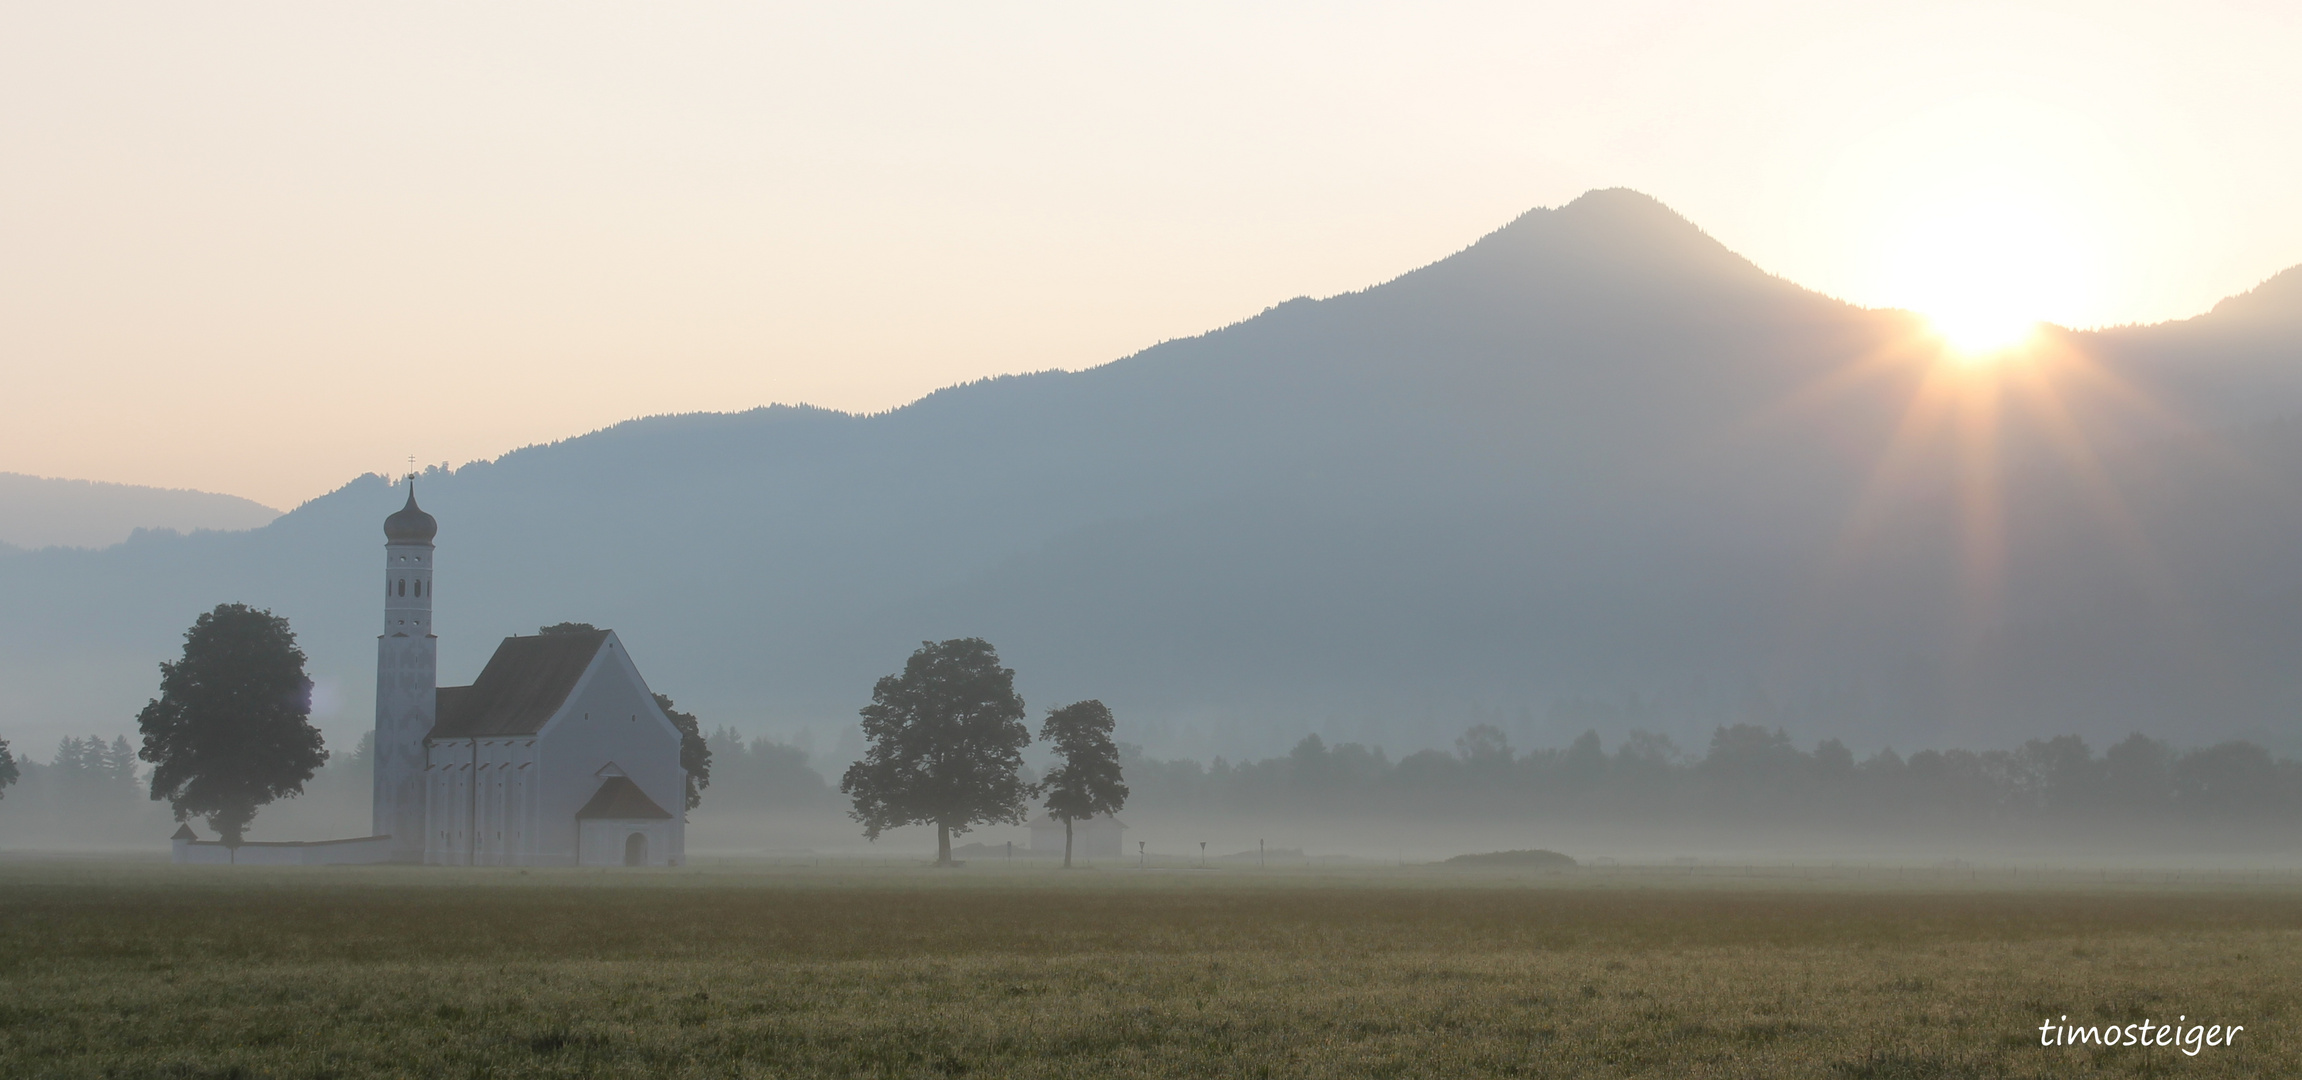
[174,486,689,866]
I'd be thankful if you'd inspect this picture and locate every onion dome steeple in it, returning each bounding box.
[383,484,438,544]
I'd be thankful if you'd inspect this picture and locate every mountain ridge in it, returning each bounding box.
[9,189,2302,765]
[0,473,282,551]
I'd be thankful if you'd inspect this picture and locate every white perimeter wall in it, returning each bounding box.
[172,836,395,865]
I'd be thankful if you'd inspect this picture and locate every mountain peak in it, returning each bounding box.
[1451,188,1772,288]
[1499,187,1716,243]
[1555,186,1700,227]
[1364,188,1791,313]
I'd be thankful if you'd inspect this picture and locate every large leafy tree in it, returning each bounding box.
[0,736,18,802]
[842,638,1033,866]
[1039,699,1128,868]
[137,603,327,845]
[537,623,712,812]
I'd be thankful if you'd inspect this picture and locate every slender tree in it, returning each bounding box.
[842,638,1033,866]
[0,736,17,802]
[137,603,327,845]
[653,693,712,813]
[536,623,711,812]
[1039,699,1128,868]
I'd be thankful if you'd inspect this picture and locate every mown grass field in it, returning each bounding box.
[2,860,2298,1078]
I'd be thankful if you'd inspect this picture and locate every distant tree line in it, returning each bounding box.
[1114,724,2302,826]
[0,735,172,845]
[5,736,140,809]
[27,600,2300,848]
[701,727,838,810]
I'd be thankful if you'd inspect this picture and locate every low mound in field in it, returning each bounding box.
[1443,849,1577,868]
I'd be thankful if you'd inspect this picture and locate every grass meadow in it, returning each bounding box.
[2,860,2299,1078]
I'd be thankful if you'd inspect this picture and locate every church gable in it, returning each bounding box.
[543,635,684,747]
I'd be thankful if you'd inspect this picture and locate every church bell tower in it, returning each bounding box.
[373,483,438,861]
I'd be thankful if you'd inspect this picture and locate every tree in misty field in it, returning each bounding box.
[653,693,712,812]
[538,622,712,812]
[0,736,18,802]
[1039,699,1128,868]
[842,638,1034,866]
[136,603,327,846]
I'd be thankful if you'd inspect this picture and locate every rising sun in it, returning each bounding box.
[1926,305,2039,357]
[1874,192,2090,359]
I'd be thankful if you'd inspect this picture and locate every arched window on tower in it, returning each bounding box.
[397,579,406,597]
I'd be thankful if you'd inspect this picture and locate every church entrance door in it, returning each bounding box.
[624,832,647,866]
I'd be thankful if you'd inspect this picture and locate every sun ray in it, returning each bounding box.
[1993,334,2281,703]
[1737,314,2260,704]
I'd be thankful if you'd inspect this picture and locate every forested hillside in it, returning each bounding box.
[9,190,2302,763]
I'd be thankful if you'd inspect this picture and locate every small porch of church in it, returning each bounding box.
[576,776,679,866]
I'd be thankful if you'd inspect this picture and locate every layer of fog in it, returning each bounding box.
[12,723,2302,870]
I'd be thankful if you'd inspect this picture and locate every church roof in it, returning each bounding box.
[383,485,438,544]
[430,630,609,738]
[575,776,674,820]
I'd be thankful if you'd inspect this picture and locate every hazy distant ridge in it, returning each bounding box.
[8,190,2302,763]
[0,473,281,550]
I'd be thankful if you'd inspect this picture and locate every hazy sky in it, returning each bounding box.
[5,1,2298,509]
